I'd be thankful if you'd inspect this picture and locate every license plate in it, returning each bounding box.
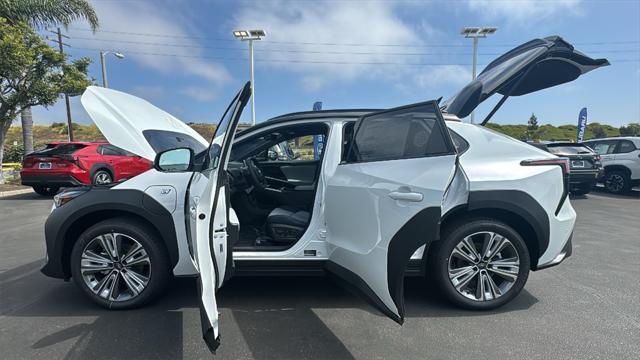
[38,162,52,169]
[571,160,585,168]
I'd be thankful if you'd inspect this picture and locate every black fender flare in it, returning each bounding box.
[466,190,550,261]
[42,188,179,279]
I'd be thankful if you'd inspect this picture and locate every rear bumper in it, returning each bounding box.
[21,173,84,187]
[569,171,599,189]
[536,232,572,270]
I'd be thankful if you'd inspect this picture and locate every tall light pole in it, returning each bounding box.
[233,29,266,127]
[99,51,125,88]
[461,27,497,124]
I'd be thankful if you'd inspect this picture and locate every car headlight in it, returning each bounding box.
[53,189,88,208]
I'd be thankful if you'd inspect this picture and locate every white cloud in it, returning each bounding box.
[73,1,230,86]
[415,65,472,89]
[180,86,219,102]
[234,0,423,91]
[466,0,582,22]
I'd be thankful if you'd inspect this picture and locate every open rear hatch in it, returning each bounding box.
[441,36,609,125]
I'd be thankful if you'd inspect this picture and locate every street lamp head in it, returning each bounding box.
[461,26,497,38]
[114,52,125,59]
[233,29,265,40]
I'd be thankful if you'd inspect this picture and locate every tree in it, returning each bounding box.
[0,19,92,183]
[590,123,607,139]
[1,0,99,155]
[0,0,99,30]
[525,113,544,140]
[619,123,640,136]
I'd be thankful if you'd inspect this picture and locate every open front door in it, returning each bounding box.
[189,82,251,352]
[325,101,457,323]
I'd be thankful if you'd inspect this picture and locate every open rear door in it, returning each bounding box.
[324,101,457,323]
[189,82,251,352]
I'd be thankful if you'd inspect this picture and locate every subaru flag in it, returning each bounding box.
[577,107,587,142]
[313,102,324,160]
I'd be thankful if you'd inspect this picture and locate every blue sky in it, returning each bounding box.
[31,0,640,127]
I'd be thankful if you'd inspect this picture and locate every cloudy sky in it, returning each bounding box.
[31,0,639,127]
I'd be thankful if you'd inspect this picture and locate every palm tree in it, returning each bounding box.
[0,0,99,30]
[1,0,99,155]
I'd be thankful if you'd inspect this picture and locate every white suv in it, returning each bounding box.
[583,137,640,194]
[42,36,607,351]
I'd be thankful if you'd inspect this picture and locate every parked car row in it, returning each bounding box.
[528,137,640,195]
[20,141,151,195]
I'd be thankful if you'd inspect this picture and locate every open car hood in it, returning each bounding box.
[441,36,609,121]
[81,86,208,160]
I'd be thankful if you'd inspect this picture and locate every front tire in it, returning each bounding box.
[70,218,170,309]
[430,218,530,310]
[604,170,630,194]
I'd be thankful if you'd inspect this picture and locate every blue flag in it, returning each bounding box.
[577,107,587,142]
[312,102,323,159]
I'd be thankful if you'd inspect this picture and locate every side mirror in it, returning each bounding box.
[154,147,194,172]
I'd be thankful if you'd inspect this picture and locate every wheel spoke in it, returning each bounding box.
[485,272,501,299]
[98,234,120,262]
[488,257,519,281]
[93,270,118,299]
[122,244,149,266]
[453,236,480,263]
[449,265,479,291]
[482,233,506,261]
[476,272,487,301]
[121,269,148,296]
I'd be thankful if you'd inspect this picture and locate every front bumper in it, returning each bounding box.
[536,232,572,270]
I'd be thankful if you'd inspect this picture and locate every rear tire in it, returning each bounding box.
[92,169,113,185]
[70,218,170,309]
[429,218,530,310]
[32,186,59,196]
[604,170,630,194]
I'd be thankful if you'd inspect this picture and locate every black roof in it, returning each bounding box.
[238,109,380,136]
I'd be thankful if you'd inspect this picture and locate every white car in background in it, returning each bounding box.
[583,137,640,194]
[41,36,608,351]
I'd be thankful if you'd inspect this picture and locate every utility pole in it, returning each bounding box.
[233,30,266,127]
[461,27,497,124]
[49,28,73,141]
[99,51,125,88]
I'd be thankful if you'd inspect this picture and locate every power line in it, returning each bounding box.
[67,44,640,65]
[68,27,640,48]
[67,35,640,57]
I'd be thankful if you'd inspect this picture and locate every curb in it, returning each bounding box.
[0,188,34,198]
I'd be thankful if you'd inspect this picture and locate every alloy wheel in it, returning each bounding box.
[94,172,112,184]
[447,231,520,302]
[80,233,151,302]
[605,174,624,193]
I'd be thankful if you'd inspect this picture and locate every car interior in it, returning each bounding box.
[226,122,329,251]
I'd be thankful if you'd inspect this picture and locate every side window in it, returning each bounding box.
[268,134,324,161]
[592,141,616,155]
[96,145,105,155]
[347,102,452,163]
[101,145,125,156]
[341,122,356,162]
[616,140,636,153]
[449,130,469,154]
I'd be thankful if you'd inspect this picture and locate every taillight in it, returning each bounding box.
[53,155,85,170]
[521,158,570,175]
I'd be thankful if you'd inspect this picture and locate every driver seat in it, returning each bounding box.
[266,206,311,243]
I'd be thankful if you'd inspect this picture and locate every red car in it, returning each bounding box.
[21,141,151,196]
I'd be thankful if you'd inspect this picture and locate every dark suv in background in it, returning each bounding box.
[529,142,602,195]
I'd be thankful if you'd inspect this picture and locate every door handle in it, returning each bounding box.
[388,190,423,202]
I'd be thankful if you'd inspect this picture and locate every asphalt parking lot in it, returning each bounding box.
[1,189,638,360]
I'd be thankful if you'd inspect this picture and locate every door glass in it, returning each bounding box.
[206,93,241,170]
[616,140,636,153]
[592,141,616,155]
[268,134,323,161]
[348,102,453,163]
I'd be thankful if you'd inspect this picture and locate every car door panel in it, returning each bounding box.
[189,82,251,352]
[258,160,319,185]
[324,101,457,323]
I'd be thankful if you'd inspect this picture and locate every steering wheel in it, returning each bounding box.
[244,158,268,191]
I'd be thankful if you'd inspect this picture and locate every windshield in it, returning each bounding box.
[142,130,208,154]
[547,145,593,155]
[206,91,241,170]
